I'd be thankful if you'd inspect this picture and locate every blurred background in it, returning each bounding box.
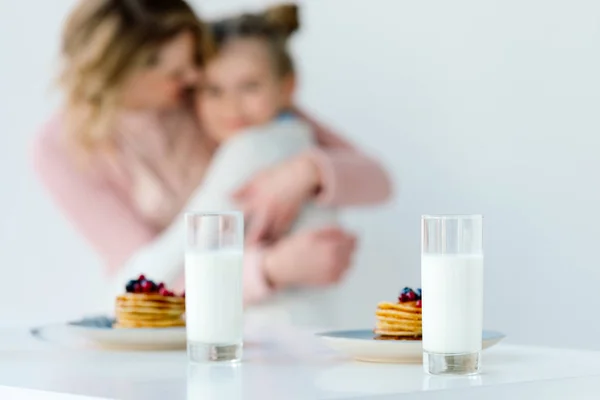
[1,0,599,349]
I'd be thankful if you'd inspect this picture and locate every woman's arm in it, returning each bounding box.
[31,116,156,275]
[296,109,393,205]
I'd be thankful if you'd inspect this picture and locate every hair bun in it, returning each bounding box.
[264,3,299,38]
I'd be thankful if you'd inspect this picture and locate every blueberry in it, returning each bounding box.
[401,287,412,295]
[416,288,422,299]
[125,279,137,293]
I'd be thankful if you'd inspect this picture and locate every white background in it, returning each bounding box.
[1,0,599,349]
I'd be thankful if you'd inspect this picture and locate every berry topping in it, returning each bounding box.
[415,300,422,308]
[125,275,175,295]
[405,291,417,302]
[141,280,154,293]
[398,287,422,303]
[125,279,137,293]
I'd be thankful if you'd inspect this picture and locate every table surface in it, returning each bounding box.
[2,324,600,400]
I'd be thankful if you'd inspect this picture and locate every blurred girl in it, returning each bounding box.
[118,5,347,326]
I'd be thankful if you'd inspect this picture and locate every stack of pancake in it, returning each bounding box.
[374,301,422,340]
[114,293,185,328]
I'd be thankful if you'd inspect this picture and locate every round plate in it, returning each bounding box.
[316,329,505,363]
[61,315,186,351]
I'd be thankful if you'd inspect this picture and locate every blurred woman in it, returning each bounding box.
[31,0,391,315]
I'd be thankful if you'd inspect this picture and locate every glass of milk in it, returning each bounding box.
[185,212,244,363]
[421,215,483,375]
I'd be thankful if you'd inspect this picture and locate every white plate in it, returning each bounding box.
[316,329,505,363]
[59,316,187,351]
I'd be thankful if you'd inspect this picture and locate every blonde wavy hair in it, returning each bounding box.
[59,0,206,154]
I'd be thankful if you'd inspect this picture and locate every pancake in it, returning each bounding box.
[114,318,185,328]
[374,329,421,337]
[116,293,185,305]
[377,302,422,315]
[374,299,422,340]
[376,319,422,331]
[374,333,421,340]
[115,310,184,321]
[116,306,184,316]
[376,309,422,321]
[114,292,186,329]
[116,302,184,311]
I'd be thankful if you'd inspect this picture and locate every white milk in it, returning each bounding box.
[185,250,243,345]
[421,254,483,354]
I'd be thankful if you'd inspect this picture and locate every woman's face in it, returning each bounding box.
[122,31,199,110]
[198,38,294,143]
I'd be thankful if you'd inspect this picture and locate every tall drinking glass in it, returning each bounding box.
[421,215,483,375]
[185,212,244,363]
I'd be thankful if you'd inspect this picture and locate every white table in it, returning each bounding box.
[1,325,600,399]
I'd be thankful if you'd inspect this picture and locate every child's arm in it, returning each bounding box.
[235,110,392,242]
[110,120,314,299]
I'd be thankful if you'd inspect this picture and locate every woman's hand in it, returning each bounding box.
[233,152,321,244]
[262,227,357,289]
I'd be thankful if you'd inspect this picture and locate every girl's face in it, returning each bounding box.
[198,38,294,142]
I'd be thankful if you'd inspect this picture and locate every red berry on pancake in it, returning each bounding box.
[141,280,153,293]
